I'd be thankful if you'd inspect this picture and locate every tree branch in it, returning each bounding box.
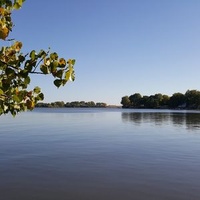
[29,71,45,75]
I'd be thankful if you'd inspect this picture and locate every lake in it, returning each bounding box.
[1,108,200,200]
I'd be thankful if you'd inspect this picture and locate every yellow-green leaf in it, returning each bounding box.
[30,50,36,60]
[34,86,41,94]
[0,89,4,95]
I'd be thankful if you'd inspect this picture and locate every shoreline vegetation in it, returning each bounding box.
[121,89,200,110]
[36,101,120,108]
[36,89,200,110]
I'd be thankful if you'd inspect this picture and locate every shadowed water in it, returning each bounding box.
[0,108,200,200]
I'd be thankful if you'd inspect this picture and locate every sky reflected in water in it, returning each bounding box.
[0,109,200,200]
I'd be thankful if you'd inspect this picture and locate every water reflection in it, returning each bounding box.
[121,111,200,130]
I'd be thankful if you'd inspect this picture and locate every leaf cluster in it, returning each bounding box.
[0,0,75,116]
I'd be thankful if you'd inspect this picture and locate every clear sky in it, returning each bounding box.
[8,0,200,105]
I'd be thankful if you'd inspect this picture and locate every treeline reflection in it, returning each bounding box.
[121,112,200,130]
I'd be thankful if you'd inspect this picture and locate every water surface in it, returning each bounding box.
[1,108,200,200]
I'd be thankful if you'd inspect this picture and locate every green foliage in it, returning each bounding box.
[121,90,200,110]
[0,0,75,116]
[169,93,185,108]
[36,101,107,108]
[121,96,130,108]
[185,90,200,109]
[129,93,142,107]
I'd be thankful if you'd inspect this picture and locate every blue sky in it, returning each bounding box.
[8,0,200,105]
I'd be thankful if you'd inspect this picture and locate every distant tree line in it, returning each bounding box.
[36,101,107,108]
[121,90,200,109]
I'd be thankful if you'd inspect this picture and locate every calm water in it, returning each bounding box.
[1,108,200,200]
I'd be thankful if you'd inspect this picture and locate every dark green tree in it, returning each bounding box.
[169,93,185,108]
[145,95,158,108]
[87,101,95,107]
[129,93,142,108]
[121,96,131,108]
[185,90,200,109]
[161,95,170,106]
[153,93,163,108]
[140,95,149,108]
[96,102,107,107]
